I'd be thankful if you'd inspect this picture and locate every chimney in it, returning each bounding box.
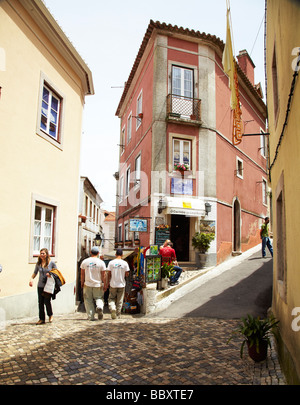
[237,49,255,85]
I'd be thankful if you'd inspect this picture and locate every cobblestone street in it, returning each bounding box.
[0,311,286,386]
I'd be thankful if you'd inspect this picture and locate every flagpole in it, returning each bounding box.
[226,0,235,59]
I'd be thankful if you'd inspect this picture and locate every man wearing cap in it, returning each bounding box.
[80,246,107,321]
[107,249,130,319]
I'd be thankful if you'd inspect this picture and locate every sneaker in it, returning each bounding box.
[97,308,103,320]
[111,310,117,320]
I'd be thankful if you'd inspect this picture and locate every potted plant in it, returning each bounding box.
[174,163,189,174]
[227,314,279,362]
[192,232,215,268]
[160,262,174,289]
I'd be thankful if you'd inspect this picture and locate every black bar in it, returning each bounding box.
[243,133,270,137]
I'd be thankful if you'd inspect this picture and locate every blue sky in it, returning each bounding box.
[44,0,266,210]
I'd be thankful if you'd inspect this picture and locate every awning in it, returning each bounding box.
[164,197,205,217]
[103,250,135,260]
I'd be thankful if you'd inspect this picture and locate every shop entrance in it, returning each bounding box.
[171,215,190,261]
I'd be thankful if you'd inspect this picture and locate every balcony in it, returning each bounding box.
[167,94,202,126]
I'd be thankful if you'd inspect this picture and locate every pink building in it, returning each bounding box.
[115,20,268,266]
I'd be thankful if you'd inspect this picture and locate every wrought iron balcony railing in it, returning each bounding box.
[167,94,201,122]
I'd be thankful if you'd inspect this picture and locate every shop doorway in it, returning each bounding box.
[171,215,190,261]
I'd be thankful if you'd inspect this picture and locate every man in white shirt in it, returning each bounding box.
[80,246,107,321]
[107,249,130,319]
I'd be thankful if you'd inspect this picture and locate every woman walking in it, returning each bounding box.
[29,248,57,324]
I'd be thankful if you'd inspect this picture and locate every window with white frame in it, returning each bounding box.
[33,203,55,255]
[127,113,132,143]
[173,138,191,169]
[172,66,194,117]
[118,224,122,241]
[135,154,141,187]
[136,91,143,129]
[121,126,125,155]
[125,167,131,196]
[119,175,124,202]
[262,179,268,205]
[40,84,61,141]
[124,222,129,241]
[37,74,64,149]
[172,66,193,98]
[260,129,267,158]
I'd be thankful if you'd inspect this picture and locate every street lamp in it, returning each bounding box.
[94,233,102,247]
[205,202,212,216]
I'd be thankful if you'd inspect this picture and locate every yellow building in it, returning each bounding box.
[266,0,300,384]
[0,0,94,321]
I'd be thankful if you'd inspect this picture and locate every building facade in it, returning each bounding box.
[78,176,103,261]
[102,211,116,255]
[266,0,300,384]
[0,0,94,320]
[115,20,268,265]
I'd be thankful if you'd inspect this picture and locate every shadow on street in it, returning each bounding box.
[183,256,273,319]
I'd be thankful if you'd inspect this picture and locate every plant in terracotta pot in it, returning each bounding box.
[192,232,215,268]
[227,314,279,362]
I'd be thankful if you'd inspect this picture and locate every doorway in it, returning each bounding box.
[233,198,241,252]
[171,215,190,261]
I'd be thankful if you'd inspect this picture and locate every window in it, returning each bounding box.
[85,196,89,216]
[40,85,61,140]
[136,91,143,129]
[37,74,64,149]
[118,224,122,241]
[272,45,279,119]
[260,129,267,158]
[135,154,141,187]
[275,172,287,301]
[119,175,124,202]
[124,222,129,241]
[236,157,243,179]
[33,203,55,255]
[172,66,193,98]
[125,167,131,196]
[127,113,132,143]
[173,139,191,168]
[172,66,194,117]
[262,178,267,205]
[121,126,125,155]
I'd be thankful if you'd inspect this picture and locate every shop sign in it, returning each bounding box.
[168,208,204,217]
[129,218,147,232]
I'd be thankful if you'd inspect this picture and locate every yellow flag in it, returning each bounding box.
[222,8,237,110]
